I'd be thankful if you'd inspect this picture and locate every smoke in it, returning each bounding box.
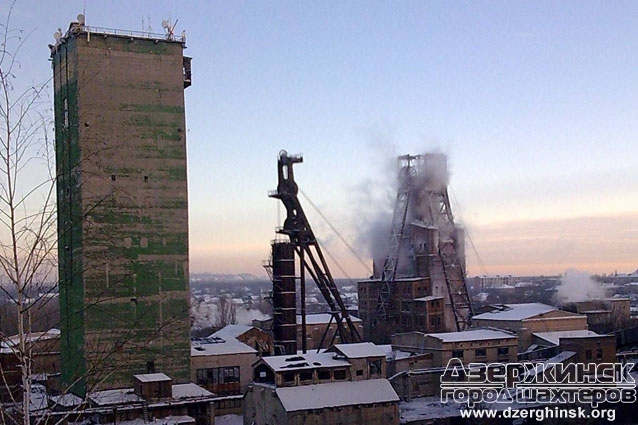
[555,269,605,303]
[349,128,452,278]
[349,126,398,276]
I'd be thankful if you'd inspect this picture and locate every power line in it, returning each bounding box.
[299,189,372,276]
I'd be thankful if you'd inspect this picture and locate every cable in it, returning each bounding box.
[449,184,488,277]
[299,189,372,276]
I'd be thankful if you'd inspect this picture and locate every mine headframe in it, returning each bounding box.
[268,150,362,351]
[373,153,473,332]
[374,155,417,325]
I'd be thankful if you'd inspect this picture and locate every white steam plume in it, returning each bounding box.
[556,269,605,303]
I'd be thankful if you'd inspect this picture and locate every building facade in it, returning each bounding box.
[51,20,192,394]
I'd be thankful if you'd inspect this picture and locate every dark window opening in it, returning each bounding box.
[356,369,363,376]
[144,175,148,183]
[475,349,487,358]
[498,347,509,356]
[146,361,155,374]
[283,372,295,383]
[318,370,330,380]
[111,174,116,181]
[369,360,382,376]
[299,371,313,382]
[452,350,464,359]
[333,370,346,380]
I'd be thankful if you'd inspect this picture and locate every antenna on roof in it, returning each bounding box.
[162,18,178,40]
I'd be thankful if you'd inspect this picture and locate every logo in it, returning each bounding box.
[440,358,636,407]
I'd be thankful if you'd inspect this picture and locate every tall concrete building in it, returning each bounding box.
[51,19,192,395]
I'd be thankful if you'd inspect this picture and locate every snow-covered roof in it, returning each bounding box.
[332,342,386,358]
[472,303,557,321]
[49,393,83,408]
[533,330,600,346]
[89,388,143,406]
[110,416,195,425]
[426,328,516,343]
[1,328,60,353]
[191,338,257,356]
[172,383,213,399]
[211,324,253,339]
[413,296,444,302]
[296,313,362,325]
[523,351,577,380]
[88,384,213,407]
[134,373,171,382]
[259,351,350,372]
[275,379,399,412]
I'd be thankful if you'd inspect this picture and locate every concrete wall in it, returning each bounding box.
[53,26,191,393]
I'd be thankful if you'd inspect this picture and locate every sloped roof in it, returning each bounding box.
[275,379,399,412]
[211,324,253,339]
[472,303,557,321]
[191,337,257,356]
[332,342,387,358]
[533,330,599,346]
[172,383,214,399]
[426,328,516,343]
[89,388,143,406]
[134,373,171,382]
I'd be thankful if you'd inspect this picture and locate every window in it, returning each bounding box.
[333,370,346,380]
[585,350,593,361]
[369,359,382,376]
[216,398,242,410]
[498,347,509,357]
[63,98,69,128]
[356,369,364,376]
[318,370,330,381]
[452,350,464,359]
[475,349,487,358]
[146,361,155,374]
[299,371,313,382]
[283,372,295,383]
[596,349,603,360]
[196,366,240,385]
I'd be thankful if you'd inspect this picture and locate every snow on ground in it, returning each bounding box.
[214,414,243,425]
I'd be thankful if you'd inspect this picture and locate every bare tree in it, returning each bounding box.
[0,2,58,424]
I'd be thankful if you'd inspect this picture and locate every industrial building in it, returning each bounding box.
[51,18,192,394]
[245,342,399,425]
[471,303,588,351]
[358,154,472,342]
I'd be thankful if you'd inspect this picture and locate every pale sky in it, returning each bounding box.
[7,1,638,278]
